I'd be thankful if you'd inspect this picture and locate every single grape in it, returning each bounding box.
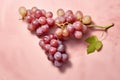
[50,39,58,47]
[47,54,54,62]
[38,17,47,25]
[57,8,65,16]
[46,18,54,26]
[57,44,65,52]
[44,44,51,52]
[67,24,75,33]
[62,53,68,62]
[82,25,88,33]
[54,52,62,61]
[43,35,50,44]
[65,10,73,17]
[46,11,53,18]
[82,15,92,24]
[62,29,69,37]
[74,31,83,39]
[75,11,83,21]
[49,47,57,55]
[73,21,82,31]
[27,24,36,32]
[54,60,63,67]
[34,9,42,18]
[41,9,46,16]
[19,7,27,18]
[55,28,63,38]
[24,15,33,23]
[41,24,49,33]
[31,7,38,14]
[66,15,75,23]
[57,40,63,45]
[49,34,56,40]
[31,19,40,29]
[39,39,45,49]
[36,27,43,36]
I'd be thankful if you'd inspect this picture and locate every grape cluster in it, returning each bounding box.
[19,7,54,36]
[55,9,91,39]
[39,34,68,67]
[19,7,93,68]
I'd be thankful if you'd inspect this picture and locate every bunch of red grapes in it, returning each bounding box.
[19,7,92,67]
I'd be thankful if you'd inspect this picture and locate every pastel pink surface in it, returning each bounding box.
[0,0,120,80]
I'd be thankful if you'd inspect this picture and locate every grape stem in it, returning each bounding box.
[88,23,114,31]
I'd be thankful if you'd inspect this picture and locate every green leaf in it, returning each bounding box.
[87,43,96,54]
[85,36,98,43]
[86,35,103,54]
[95,41,103,51]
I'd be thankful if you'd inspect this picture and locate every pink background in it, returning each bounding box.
[0,0,120,80]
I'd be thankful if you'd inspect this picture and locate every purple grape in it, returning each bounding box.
[57,44,65,52]
[62,53,68,62]
[54,52,62,61]
[47,54,54,62]
[54,60,63,67]
[43,35,50,44]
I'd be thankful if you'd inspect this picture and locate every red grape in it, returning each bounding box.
[62,53,68,62]
[46,18,54,26]
[54,60,63,67]
[38,17,47,25]
[74,31,83,39]
[46,11,53,18]
[50,39,59,47]
[34,9,42,18]
[73,21,82,31]
[49,47,57,55]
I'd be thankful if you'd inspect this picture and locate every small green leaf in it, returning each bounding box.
[86,35,103,54]
[85,36,98,43]
[87,43,96,54]
[95,41,103,51]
